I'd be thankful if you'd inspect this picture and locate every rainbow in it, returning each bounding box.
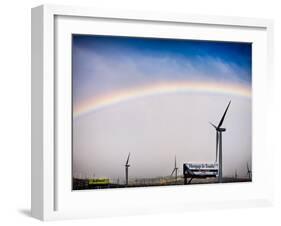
[73,81,251,118]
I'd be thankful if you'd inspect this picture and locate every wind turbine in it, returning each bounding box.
[210,101,231,183]
[246,163,252,180]
[125,153,130,186]
[235,170,238,179]
[171,156,179,181]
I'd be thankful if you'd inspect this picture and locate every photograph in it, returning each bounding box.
[72,34,252,190]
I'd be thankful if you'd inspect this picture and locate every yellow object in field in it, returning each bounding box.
[88,178,110,185]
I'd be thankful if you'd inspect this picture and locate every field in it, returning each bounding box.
[73,176,251,190]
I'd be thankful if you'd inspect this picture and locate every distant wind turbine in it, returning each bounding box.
[171,156,179,181]
[246,163,252,180]
[210,101,231,183]
[125,153,130,186]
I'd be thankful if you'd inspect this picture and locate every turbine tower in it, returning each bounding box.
[247,163,252,180]
[171,156,179,181]
[125,153,130,186]
[210,101,231,183]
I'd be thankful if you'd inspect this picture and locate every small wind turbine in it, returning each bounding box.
[171,156,179,181]
[210,101,231,183]
[125,153,130,186]
[247,163,252,180]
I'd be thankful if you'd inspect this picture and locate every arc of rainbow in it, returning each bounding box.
[73,81,251,119]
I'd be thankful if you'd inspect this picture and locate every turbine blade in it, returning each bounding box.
[175,156,177,168]
[218,101,231,128]
[216,131,219,162]
[209,122,217,129]
[126,152,130,165]
[171,168,176,176]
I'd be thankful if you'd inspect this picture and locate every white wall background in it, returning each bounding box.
[0,0,280,225]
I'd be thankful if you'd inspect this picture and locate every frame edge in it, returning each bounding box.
[31,5,44,221]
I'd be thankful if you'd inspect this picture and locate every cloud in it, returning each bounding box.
[73,45,251,109]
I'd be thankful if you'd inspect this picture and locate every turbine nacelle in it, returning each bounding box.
[218,128,226,132]
[209,123,226,132]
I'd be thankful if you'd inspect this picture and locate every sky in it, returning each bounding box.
[72,34,252,182]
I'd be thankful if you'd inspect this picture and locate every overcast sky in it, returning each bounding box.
[72,35,252,181]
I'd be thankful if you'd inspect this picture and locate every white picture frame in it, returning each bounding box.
[31,4,274,221]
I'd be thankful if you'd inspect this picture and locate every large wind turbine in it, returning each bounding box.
[246,163,252,180]
[171,156,179,181]
[125,153,130,186]
[210,101,231,183]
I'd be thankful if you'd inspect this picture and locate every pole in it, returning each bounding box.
[125,167,128,186]
[219,132,223,183]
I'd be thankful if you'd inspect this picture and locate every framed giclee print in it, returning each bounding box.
[31,5,274,221]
